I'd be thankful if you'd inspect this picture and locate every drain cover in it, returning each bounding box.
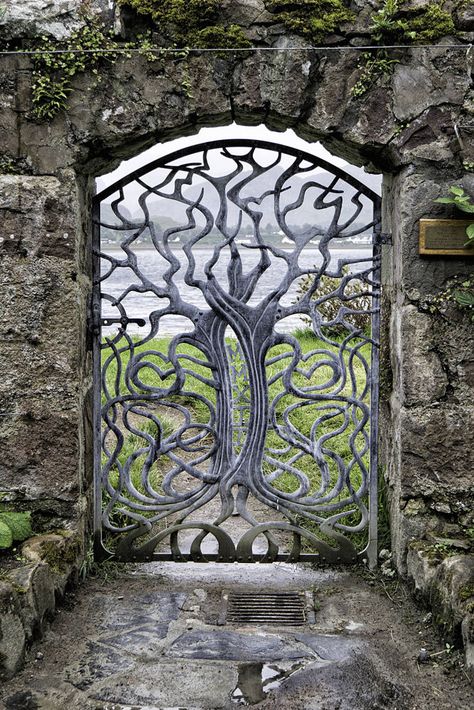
[222,591,309,626]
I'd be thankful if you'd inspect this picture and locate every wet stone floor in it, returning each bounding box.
[1,562,474,710]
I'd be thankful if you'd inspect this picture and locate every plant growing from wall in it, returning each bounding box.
[31,17,121,120]
[351,0,456,98]
[433,186,474,318]
[434,186,474,244]
[0,510,32,550]
[368,0,454,45]
[30,2,251,120]
[423,275,474,323]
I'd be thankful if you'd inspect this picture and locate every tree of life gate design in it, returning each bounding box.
[92,139,382,566]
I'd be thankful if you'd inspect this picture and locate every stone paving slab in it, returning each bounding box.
[165,629,329,661]
[1,562,474,710]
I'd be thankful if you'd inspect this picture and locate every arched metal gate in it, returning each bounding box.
[91,140,382,565]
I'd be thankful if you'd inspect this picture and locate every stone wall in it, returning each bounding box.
[0,0,473,636]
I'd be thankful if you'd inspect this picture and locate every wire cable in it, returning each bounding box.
[0,43,470,56]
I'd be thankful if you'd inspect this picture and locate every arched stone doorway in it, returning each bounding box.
[92,134,382,566]
[0,2,472,588]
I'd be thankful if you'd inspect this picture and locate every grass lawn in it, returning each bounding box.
[100,327,375,549]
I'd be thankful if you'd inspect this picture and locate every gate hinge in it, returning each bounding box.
[375,232,392,246]
[87,294,101,337]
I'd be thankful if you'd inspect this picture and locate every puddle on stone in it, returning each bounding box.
[230,659,307,705]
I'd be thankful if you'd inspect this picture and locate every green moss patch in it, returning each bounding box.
[265,0,354,43]
[459,585,474,602]
[39,537,80,574]
[116,0,251,49]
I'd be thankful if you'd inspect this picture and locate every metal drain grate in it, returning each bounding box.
[222,591,309,626]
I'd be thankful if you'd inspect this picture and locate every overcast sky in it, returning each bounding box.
[96,123,377,192]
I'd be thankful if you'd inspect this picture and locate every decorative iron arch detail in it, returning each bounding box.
[92,139,382,566]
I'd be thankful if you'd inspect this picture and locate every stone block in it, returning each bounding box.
[305,54,356,135]
[6,564,55,642]
[17,120,75,173]
[392,50,469,122]
[0,60,19,160]
[398,405,474,500]
[0,1,113,40]
[0,173,79,259]
[233,38,317,126]
[430,555,474,643]
[0,582,25,680]
[389,499,438,576]
[22,531,81,594]
[390,169,473,295]
[421,312,474,404]
[406,543,439,597]
[221,0,275,26]
[407,549,474,684]
[457,8,474,31]
[344,88,396,149]
[399,305,448,406]
[392,106,456,165]
[462,614,474,682]
[0,532,81,680]
[0,403,81,503]
[0,341,80,400]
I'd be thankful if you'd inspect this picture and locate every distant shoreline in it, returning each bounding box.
[102,242,372,251]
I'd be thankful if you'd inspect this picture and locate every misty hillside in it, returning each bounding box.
[125,165,380,231]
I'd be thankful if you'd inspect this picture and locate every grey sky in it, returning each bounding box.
[96,123,380,192]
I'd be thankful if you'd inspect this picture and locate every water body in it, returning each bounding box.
[100,246,373,336]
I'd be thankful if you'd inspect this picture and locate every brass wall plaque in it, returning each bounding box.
[419,218,474,256]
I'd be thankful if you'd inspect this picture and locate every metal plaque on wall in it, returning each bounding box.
[419,218,474,256]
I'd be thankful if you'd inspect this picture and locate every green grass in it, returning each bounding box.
[100,328,374,549]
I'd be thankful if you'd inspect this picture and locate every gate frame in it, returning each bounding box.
[91,138,382,567]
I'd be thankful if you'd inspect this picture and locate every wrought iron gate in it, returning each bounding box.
[92,140,382,565]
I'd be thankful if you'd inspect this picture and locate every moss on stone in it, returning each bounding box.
[116,0,250,48]
[265,0,354,43]
[370,1,456,45]
[408,539,459,567]
[193,24,252,50]
[459,585,474,601]
[351,1,456,99]
[39,538,79,574]
[117,0,221,30]
[0,571,27,595]
[0,156,19,174]
[403,4,455,42]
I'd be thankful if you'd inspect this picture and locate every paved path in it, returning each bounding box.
[1,562,473,709]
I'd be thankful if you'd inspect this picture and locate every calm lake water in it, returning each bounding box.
[100,246,372,336]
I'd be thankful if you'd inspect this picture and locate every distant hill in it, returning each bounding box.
[128,164,380,232]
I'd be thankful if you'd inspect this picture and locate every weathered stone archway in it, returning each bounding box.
[1,0,474,673]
